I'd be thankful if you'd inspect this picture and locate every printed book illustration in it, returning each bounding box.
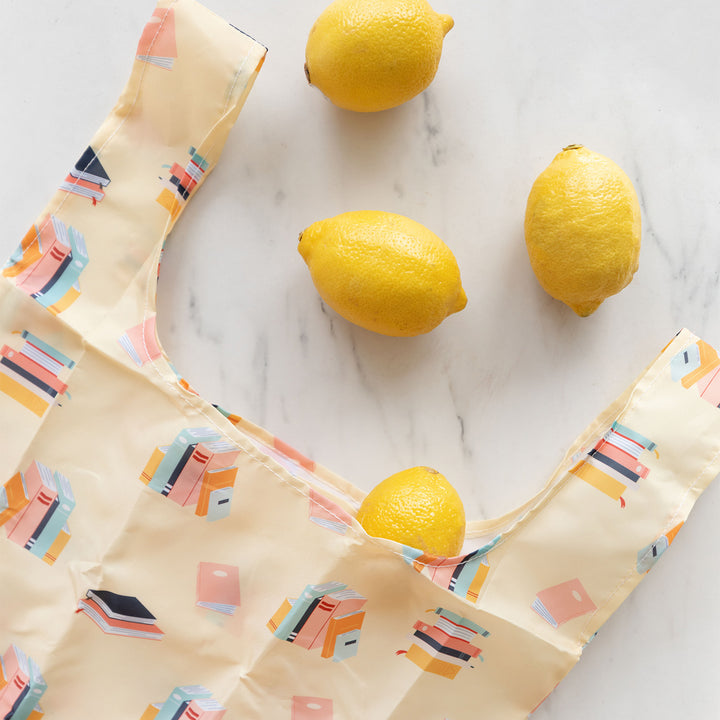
[637,522,684,573]
[118,314,163,367]
[139,685,226,720]
[0,331,76,416]
[531,578,597,628]
[670,340,720,407]
[169,362,200,396]
[196,562,240,615]
[569,421,657,507]
[403,535,501,603]
[291,697,333,720]
[3,216,89,314]
[308,489,353,535]
[136,7,177,70]
[0,643,47,719]
[246,433,324,485]
[267,581,367,662]
[60,146,110,204]
[140,427,241,522]
[398,608,490,680]
[77,589,164,640]
[1,460,75,565]
[156,147,209,220]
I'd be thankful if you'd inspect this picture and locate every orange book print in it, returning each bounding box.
[195,466,238,517]
[0,471,29,527]
[320,610,366,660]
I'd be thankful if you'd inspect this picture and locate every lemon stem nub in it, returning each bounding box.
[304,63,312,85]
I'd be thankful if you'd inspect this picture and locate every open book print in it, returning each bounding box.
[60,146,110,204]
[78,589,164,640]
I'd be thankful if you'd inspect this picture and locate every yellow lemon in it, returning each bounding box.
[357,467,466,556]
[304,0,454,112]
[524,145,642,316]
[298,210,467,337]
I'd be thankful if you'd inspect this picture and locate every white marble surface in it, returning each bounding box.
[2,0,720,717]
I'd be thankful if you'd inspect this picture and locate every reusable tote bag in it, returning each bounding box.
[1,2,719,718]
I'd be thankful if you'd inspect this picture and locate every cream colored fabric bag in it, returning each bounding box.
[1,2,718,719]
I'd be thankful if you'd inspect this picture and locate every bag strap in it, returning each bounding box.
[2,0,266,337]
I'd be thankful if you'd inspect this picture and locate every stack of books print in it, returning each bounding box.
[1,460,75,565]
[268,581,367,662]
[60,146,111,204]
[141,428,240,522]
[140,685,226,720]
[404,608,489,680]
[0,331,75,417]
[78,590,164,641]
[3,216,89,313]
[156,147,209,219]
[0,644,46,719]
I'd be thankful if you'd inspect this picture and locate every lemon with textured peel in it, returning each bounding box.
[298,210,466,337]
[524,145,642,316]
[357,467,466,556]
[304,0,454,112]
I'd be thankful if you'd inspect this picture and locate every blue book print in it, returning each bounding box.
[28,471,76,559]
[273,581,347,641]
[154,685,213,720]
[330,628,362,662]
[35,226,89,307]
[206,486,233,522]
[147,428,220,493]
[11,655,47,720]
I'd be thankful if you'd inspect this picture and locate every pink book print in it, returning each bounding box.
[3,460,57,544]
[196,562,241,615]
[136,7,177,70]
[695,367,720,406]
[291,697,333,720]
[118,314,162,367]
[308,489,353,535]
[532,578,597,628]
[179,697,226,719]
[14,216,71,295]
